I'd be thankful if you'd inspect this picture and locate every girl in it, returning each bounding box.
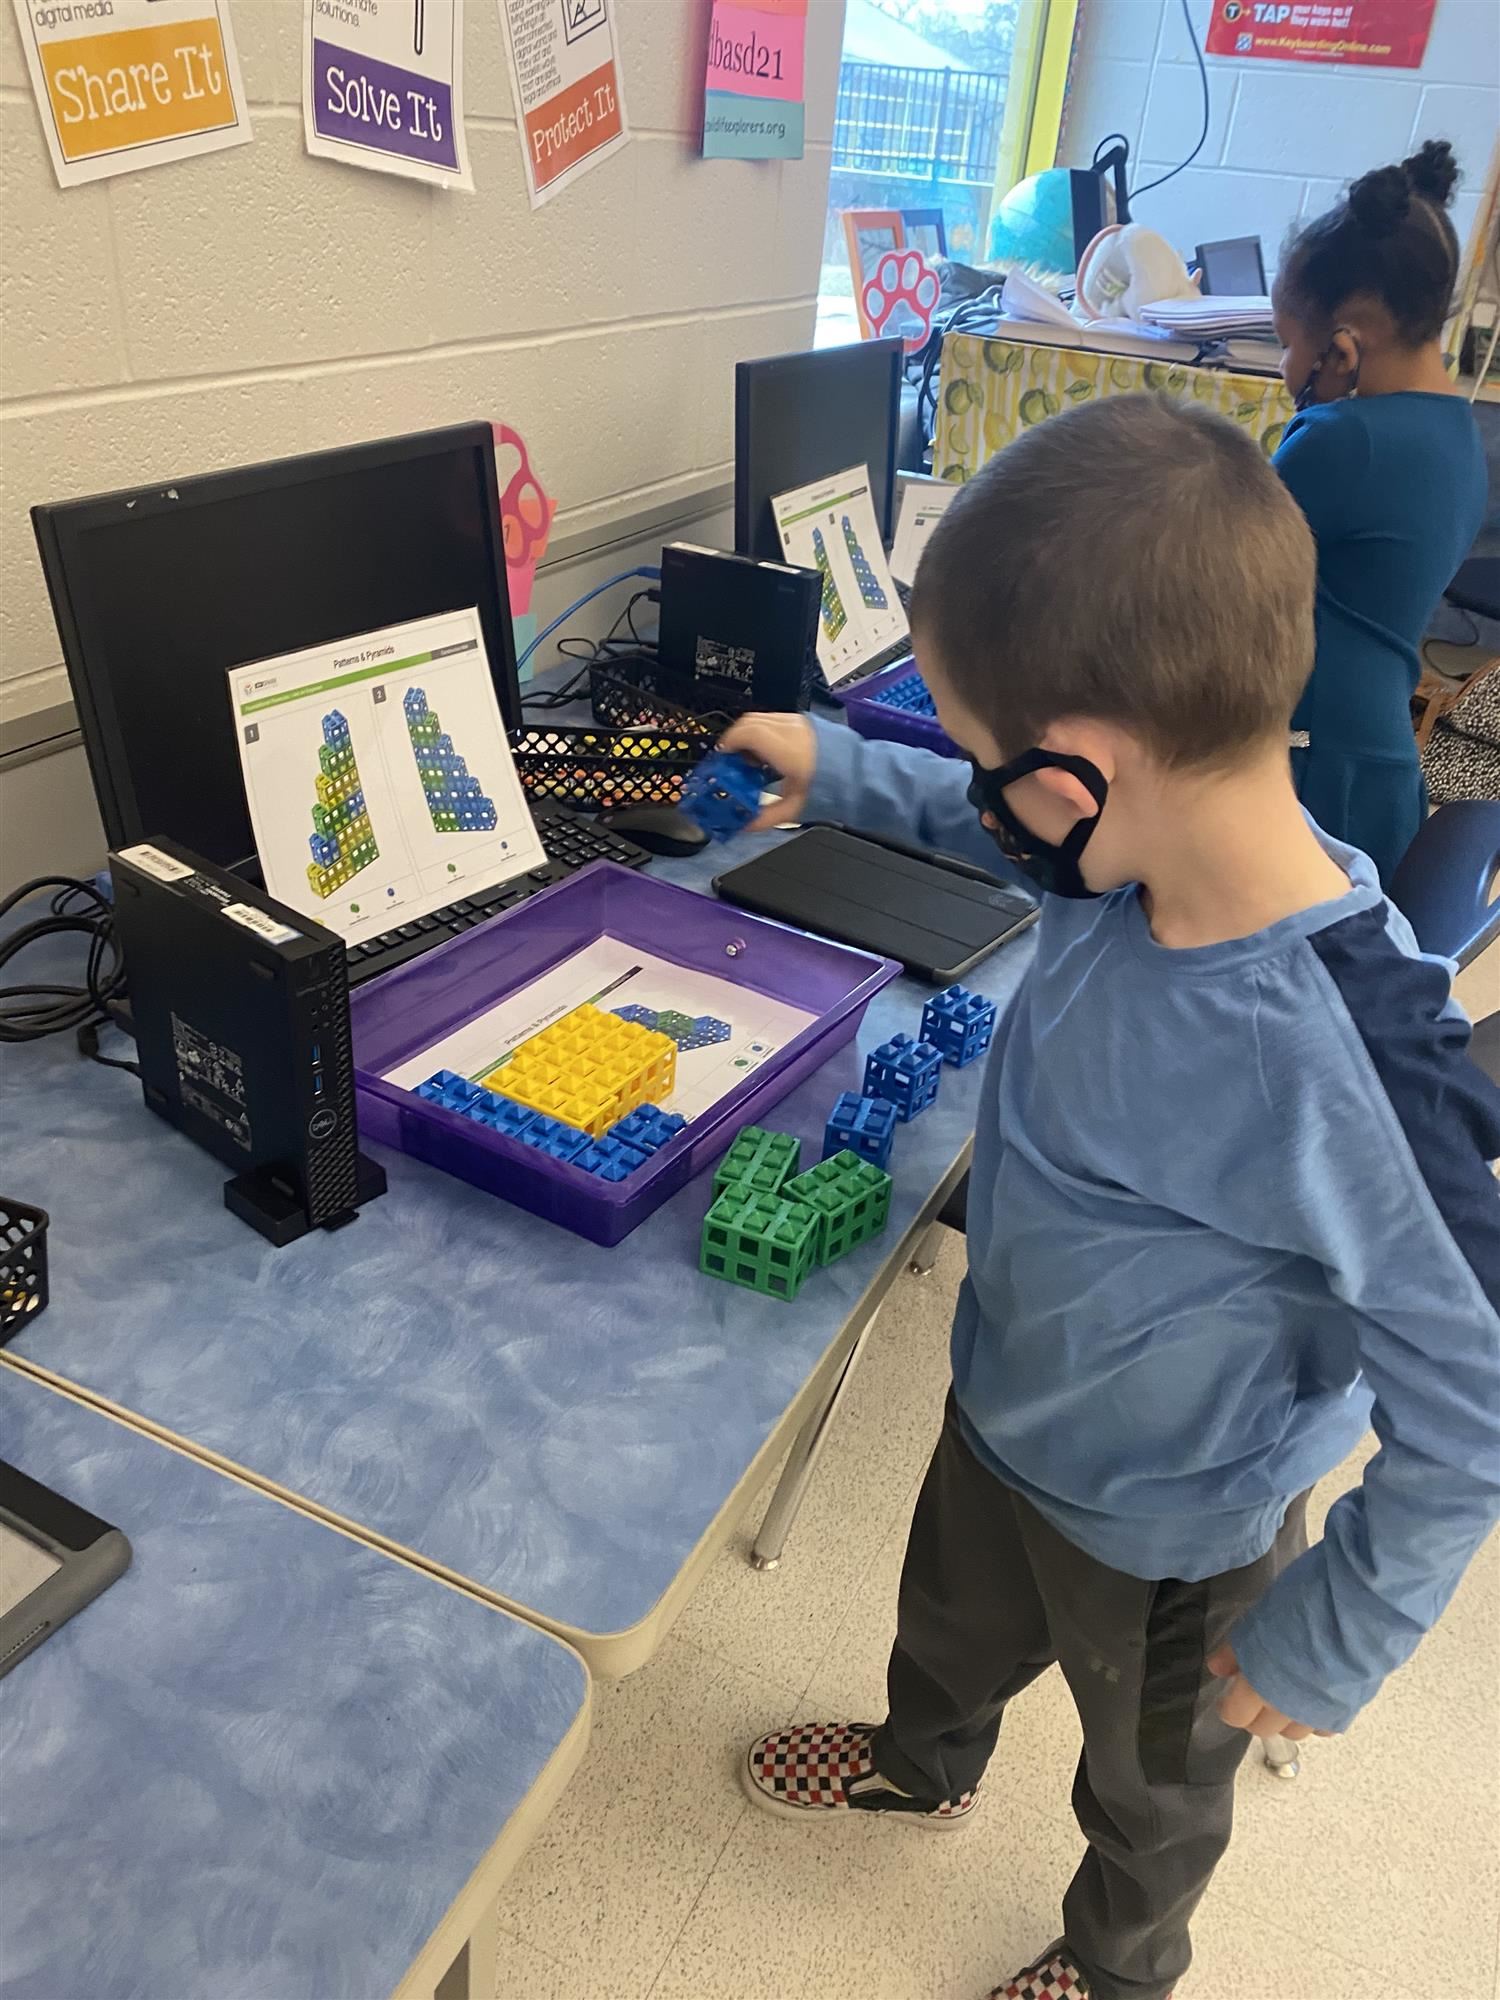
[1272,139,1488,883]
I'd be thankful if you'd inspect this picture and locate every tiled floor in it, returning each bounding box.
[492,950,1500,2000]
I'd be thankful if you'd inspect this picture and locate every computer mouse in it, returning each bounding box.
[599,805,712,857]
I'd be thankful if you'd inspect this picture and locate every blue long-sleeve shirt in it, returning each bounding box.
[809,723,1500,1731]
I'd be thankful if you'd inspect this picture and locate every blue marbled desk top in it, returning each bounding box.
[0,1371,587,2000]
[2,842,1032,1641]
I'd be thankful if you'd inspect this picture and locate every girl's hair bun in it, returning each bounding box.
[1348,162,1410,237]
[1402,138,1459,208]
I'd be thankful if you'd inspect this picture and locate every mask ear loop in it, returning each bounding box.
[978,750,1110,858]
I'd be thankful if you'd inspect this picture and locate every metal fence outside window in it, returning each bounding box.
[831,60,1007,187]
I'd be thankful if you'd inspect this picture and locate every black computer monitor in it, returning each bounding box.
[32,423,517,870]
[734,339,904,563]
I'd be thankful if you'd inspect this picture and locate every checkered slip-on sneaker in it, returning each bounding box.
[987,1943,1174,2000]
[742,1720,979,1828]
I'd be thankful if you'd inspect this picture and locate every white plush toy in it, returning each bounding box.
[1075,223,1199,321]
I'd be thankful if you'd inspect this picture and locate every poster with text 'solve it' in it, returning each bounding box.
[11,0,251,189]
[495,0,628,208]
[703,0,805,161]
[304,0,472,188]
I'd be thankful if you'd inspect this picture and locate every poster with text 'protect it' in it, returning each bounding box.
[11,0,251,188]
[703,0,806,160]
[303,0,472,189]
[496,0,628,208]
[1204,0,1436,67]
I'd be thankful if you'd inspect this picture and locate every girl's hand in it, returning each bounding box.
[719,713,818,831]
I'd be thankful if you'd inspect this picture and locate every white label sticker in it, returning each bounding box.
[223,902,300,946]
[119,843,195,884]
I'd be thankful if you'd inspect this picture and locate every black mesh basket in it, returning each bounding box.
[0,1197,49,1345]
[509,725,708,812]
[589,658,753,733]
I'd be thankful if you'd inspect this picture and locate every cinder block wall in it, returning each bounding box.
[1059,0,1496,272]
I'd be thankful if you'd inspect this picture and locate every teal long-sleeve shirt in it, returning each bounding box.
[807,721,1500,1732]
[1275,392,1487,883]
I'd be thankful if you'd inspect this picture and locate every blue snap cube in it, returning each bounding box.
[920,985,998,1069]
[577,1135,650,1181]
[823,1090,898,1169]
[863,1034,942,1121]
[518,1115,591,1162]
[610,1105,687,1155]
[679,752,763,841]
[414,1080,447,1105]
[481,1096,537,1139]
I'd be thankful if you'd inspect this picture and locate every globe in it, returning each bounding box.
[986,169,1077,278]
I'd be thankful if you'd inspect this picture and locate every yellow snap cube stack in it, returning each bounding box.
[484,1005,677,1140]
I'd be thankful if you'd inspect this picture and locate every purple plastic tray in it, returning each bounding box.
[351,863,900,1246]
[840,661,959,759]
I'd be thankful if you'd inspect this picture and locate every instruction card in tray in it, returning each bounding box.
[230,608,546,946]
[772,465,908,687]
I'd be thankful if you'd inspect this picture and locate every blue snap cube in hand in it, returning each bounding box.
[863,1033,942,1121]
[679,752,764,841]
[920,985,998,1069]
[823,1090,898,1169]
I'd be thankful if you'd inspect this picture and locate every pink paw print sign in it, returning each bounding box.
[862,249,940,352]
[492,422,555,617]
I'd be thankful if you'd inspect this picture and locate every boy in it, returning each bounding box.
[721,395,1500,2000]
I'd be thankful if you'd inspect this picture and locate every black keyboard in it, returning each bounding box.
[345,803,651,986]
[824,636,915,697]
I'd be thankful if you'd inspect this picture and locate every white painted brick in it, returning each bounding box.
[107,113,433,379]
[1,104,127,398]
[1299,177,1344,218]
[1059,58,1153,168]
[777,147,835,312]
[1,379,308,677]
[1141,56,1235,168]
[233,0,302,107]
[1413,86,1500,187]
[1129,163,1311,267]
[804,0,849,146]
[295,318,705,513]
[1225,70,1422,177]
[619,0,706,135]
[1414,0,1500,85]
[1077,0,1166,65]
[635,141,784,313]
[0,0,26,88]
[1452,189,1483,257]
[428,124,642,344]
[465,0,516,121]
[1158,0,1218,65]
[695,301,816,471]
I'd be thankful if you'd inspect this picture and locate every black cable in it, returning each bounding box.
[520,591,659,712]
[0,875,128,1049]
[1092,131,1130,168]
[1131,0,1210,200]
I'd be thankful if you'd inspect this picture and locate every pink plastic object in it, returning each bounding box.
[493,422,556,616]
[862,249,940,353]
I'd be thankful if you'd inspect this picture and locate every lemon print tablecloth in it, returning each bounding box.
[932,333,1295,480]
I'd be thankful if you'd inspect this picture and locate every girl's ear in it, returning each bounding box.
[1325,326,1362,388]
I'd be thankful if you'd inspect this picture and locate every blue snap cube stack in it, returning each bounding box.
[575,1135,651,1182]
[863,1033,942,1121]
[611,1105,687,1154]
[679,752,763,841]
[920,985,997,1069]
[871,670,937,718]
[518,1115,593,1163]
[823,1090,898,1169]
[411,1074,687,1183]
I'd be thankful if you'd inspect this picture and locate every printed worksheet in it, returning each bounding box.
[890,473,959,586]
[230,609,545,945]
[771,465,908,686]
[384,937,815,1121]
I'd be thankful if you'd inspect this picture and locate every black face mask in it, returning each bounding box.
[1294,327,1361,413]
[967,749,1110,900]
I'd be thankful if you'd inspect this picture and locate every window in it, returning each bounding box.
[816,0,1076,345]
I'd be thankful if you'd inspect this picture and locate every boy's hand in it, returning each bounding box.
[1207,1643,1336,1741]
[719,713,817,831]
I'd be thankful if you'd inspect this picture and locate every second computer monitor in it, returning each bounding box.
[734,339,904,564]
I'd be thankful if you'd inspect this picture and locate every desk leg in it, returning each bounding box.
[433,1898,500,2000]
[1261,1734,1302,1781]
[750,1311,879,1571]
[908,1221,946,1277]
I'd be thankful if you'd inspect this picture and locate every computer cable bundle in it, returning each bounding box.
[0,876,136,1071]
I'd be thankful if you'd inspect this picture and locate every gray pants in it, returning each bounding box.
[872,1398,1309,2000]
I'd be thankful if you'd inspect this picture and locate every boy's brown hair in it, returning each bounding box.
[909,394,1315,769]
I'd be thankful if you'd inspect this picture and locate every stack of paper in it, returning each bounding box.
[1137,294,1276,338]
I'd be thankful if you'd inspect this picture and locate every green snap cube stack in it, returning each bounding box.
[785,1151,893,1265]
[712,1126,801,1199]
[699,1187,821,1301]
